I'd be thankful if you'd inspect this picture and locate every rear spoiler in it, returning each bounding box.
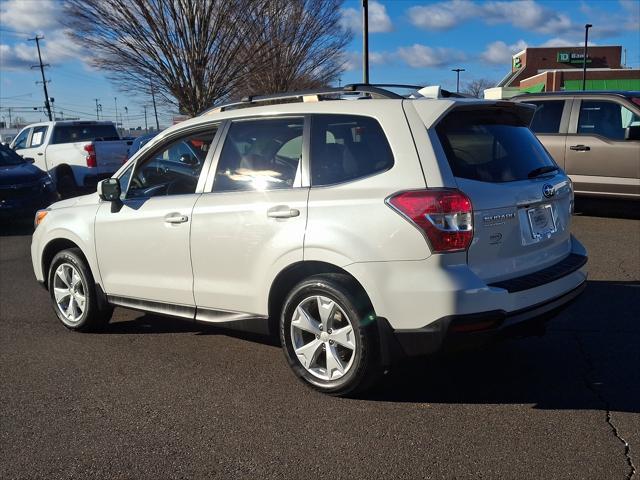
[445,101,536,126]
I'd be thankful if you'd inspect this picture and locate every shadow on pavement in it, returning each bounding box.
[574,197,640,220]
[102,280,639,413]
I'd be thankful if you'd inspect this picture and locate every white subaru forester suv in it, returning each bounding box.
[31,85,587,395]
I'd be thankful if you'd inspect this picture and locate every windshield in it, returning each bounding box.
[0,146,25,166]
[435,108,557,183]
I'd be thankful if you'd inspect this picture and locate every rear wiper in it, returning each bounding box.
[528,165,558,178]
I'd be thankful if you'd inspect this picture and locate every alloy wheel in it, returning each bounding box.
[52,263,86,325]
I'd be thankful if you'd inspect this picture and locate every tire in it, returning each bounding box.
[280,274,380,396]
[48,248,113,332]
[56,172,76,199]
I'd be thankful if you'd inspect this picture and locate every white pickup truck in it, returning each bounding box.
[10,121,132,195]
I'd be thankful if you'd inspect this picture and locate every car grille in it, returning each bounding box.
[0,181,42,201]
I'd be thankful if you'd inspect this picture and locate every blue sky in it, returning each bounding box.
[1,0,639,127]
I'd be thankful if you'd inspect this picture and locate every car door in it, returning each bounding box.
[526,99,572,169]
[17,125,49,172]
[190,116,308,322]
[565,98,640,197]
[94,125,221,313]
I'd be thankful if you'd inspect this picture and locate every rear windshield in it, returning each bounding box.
[51,124,119,145]
[435,109,556,183]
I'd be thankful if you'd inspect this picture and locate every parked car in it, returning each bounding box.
[127,132,160,158]
[10,121,133,196]
[1,133,16,146]
[31,84,587,395]
[0,144,58,220]
[514,91,640,199]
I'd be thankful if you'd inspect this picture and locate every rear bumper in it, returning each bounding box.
[384,279,586,358]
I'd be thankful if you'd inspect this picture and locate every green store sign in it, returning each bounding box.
[557,52,592,64]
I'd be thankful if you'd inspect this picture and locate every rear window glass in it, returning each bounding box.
[529,100,564,134]
[51,125,119,144]
[435,109,556,183]
[310,114,393,186]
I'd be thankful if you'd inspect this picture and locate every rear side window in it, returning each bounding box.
[577,101,640,140]
[436,109,556,183]
[529,100,564,134]
[310,115,393,186]
[51,124,119,144]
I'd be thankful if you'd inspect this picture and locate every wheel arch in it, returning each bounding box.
[267,260,374,336]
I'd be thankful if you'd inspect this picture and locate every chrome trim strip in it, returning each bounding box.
[195,307,267,324]
[107,295,195,319]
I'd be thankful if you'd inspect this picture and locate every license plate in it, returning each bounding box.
[527,204,556,240]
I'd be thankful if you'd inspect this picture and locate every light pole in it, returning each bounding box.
[124,106,129,133]
[582,24,592,91]
[362,0,369,84]
[452,68,465,93]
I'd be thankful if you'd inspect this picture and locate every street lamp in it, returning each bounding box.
[452,68,465,93]
[582,24,592,91]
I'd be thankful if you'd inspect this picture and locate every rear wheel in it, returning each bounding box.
[280,274,380,396]
[48,248,113,331]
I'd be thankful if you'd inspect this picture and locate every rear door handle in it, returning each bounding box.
[569,144,590,151]
[164,212,189,224]
[267,206,300,218]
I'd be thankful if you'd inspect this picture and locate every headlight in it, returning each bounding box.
[34,209,49,228]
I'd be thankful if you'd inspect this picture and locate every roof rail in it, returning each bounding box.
[199,83,466,116]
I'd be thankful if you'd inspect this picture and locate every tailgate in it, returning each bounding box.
[433,103,575,283]
[94,140,130,174]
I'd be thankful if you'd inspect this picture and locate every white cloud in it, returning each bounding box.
[408,0,479,30]
[341,50,391,72]
[341,0,393,33]
[396,44,466,68]
[0,0,61,33]
[538,38,597,48]
[480,40,528,64]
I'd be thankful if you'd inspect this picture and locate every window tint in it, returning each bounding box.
[529,101,564,134]
[29,126,48,147]
[51,124,119,144]
[127,130,216,198]
[12,129,29,150]
[213,118,303,192]
[310,115,393,186]
[577,101,640,140]
[436,109,556,183]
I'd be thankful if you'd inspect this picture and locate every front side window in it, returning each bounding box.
[577,101,640,140]
[12,129,30,150]
[310,115,393,186]
[213,117,303,192]
[529,100,564,134]
[127,129,217,198]
[29,126,48,147]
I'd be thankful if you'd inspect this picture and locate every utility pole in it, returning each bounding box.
[452,68,465,93]
[114,97,119,128]
[29,35,52,121]
[362,0,369,84]
[7,108,11,128]
[582,24,592,91]
[149,79,160,131]
[143,105,148,132]
[94,98,101,120]
[124,106,129,132]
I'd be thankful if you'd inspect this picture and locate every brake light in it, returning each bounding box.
[387,189,473,252]
[84,143,97,168]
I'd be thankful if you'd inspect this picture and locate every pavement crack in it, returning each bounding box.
[575,333,637,480]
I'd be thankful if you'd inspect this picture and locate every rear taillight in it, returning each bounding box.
[387,189,473,253]
[84,143,97,168]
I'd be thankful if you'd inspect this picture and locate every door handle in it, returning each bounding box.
[164,213,189,224]
[267,206,300,218]
[37,152,44,156]
[569,144,590,151]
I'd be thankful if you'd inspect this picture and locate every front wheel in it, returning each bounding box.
[280,274,380,396]
[48,248,113,331]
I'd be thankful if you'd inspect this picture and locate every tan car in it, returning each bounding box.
[515,91,640,199]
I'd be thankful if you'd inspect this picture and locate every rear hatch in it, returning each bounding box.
[434,103,574,283]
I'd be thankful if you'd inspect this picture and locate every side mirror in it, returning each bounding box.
[98,178,121,201]
[625,125,640,141]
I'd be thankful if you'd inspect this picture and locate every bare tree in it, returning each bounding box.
[462,78,496,98]
[65,0,272,116]
[237,0,350,96]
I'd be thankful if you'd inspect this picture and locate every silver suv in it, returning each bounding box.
[31,84,588,395]
[515,91,640,199]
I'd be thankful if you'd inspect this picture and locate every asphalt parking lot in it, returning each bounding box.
[1,199,638,480]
